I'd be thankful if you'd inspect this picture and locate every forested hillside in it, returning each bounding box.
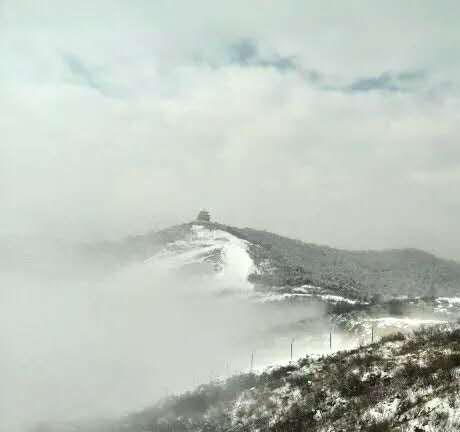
[87,221,460,299]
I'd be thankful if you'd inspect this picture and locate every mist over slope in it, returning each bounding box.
[5,218,460,432]
[33,325,460,432]
[87,220,460,299]
[1,226,330,432]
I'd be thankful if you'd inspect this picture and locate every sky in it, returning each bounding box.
[1,0,460,259]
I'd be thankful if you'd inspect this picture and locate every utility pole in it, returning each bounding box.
[329,330,332,350]
[290,338,295,362]
[250,352,254,372]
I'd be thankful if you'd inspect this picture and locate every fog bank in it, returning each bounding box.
[1,244,326,432]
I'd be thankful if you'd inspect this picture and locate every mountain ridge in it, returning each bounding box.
[86,220,460,299]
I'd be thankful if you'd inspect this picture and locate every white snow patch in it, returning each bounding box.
[253,286,364,306]
[363,397,400,423]
[404,395,460,432]
[319,294,359,304]
[292,285,321,294]
[368,317,448,329]
[253,292,313,303]
[438,297,460,305]
[146,224,255,291]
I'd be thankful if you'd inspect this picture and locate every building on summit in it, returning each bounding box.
[196,209,211,222]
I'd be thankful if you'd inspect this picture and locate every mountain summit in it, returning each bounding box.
[91,218,460,300]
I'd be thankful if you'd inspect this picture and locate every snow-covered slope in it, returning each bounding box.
[436,297,460,314]
[145,224,256,291]
[38,324,460,432]
[86,219,460,299]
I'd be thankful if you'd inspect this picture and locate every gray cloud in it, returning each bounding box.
[62,53,109,95]
[226,41,431,94]
[349,70,427,92]
[223,39,324,87]
[228,38,298,72]
[228,39,258,65]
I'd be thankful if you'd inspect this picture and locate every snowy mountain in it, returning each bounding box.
[87,219,460,301]
[21,219,460,432]
[83,220,460,343]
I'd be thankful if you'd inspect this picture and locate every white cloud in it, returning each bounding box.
[1,0,460,258]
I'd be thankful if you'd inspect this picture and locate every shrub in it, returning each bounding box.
[286,372,309,388]
[395,360,425,385]
[349,352,385,369]
[338,372,368,397]
[379,332,405,343]
[429,352,460,371]
[364,419,393,432]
